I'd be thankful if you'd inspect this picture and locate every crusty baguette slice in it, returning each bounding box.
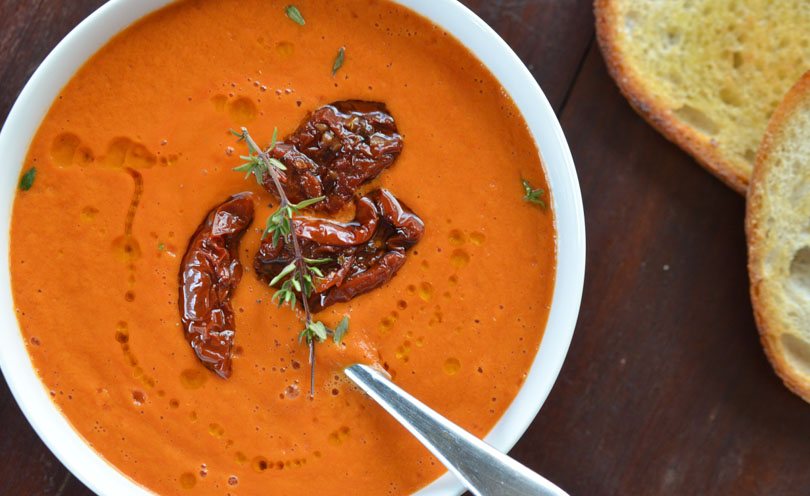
[595,0,810,193]
[747,70,810,403]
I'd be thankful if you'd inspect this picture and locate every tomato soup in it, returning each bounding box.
[9,0,556,494]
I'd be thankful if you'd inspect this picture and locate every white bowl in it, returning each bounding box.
[0,0,585,494]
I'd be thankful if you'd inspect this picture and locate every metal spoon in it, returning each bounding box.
[344,364,568,496]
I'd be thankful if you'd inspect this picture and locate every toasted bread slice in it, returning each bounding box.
[595,0,810,193]
[747,70,810,403]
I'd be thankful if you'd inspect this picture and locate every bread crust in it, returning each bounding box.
[594,0,748,194]
[746,70,810,403]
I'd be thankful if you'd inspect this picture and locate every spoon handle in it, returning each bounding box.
[344,364,568,496]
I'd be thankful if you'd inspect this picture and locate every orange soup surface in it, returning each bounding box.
[9,0,556,494]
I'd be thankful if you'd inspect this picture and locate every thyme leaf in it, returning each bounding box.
[19,167,36,191]
[332,46,345,77]
[333,316,350,344]
[285,5,306,26]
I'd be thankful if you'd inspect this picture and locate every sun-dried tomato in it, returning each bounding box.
[264,100,402,214]
[179,193,254,378]
[254,189,423,312]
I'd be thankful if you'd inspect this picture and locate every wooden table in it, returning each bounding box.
[1,1,807,495]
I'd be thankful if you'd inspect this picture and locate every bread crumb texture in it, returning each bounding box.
[606,0,810,187]
[748,72,810,401]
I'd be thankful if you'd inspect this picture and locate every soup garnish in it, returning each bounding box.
[18,167,36,191]
[221,104,421,393]
[522,179,547,209]
[179,192,255,379]
[255,188,424,313]
[284,5,306,26]
[261,100,402,214]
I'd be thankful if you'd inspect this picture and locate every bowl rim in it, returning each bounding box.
[0,0,585,495]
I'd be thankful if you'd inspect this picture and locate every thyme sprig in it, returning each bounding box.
[521,178,546,209]
[231,127,348,397]
[231,127,283,185]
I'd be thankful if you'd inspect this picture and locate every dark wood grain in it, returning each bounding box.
[1,1,805,495]
[1,2,107,493]
[461,0,594,113]
[509,43,810,496]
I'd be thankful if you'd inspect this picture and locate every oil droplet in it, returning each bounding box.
[169,399,180,409]
[141,375,156,389]
[395,342,411,362]
[284,385,300,399]
[77,146,95,164]
[328,426,351,445]
[397,300,407,310]
[208,422,225,439]
[163,154,179,167]
[443,357,461,375]
[132,390,146,405]
[179,472,196,489]
[379,312,398,333]
[450,249,470,269]
[188,410,198,423]
[211,94,227,112]
[126,143,157,169]
[228,97,257,125]
[111,236,141,263]
[313,450,322,459]
[406,284,416,295]
[80,206,99,222]
[124,291,135,302]
[416,336,425,347]
[420,260,430,270]
[276,41,295,57]
[235,451,248,465]
[252,456,270,473]
[180,368,207,389]
[115,322,129,343]
[448,275,458,286]
[125,351,138,367]
[100,137,156,169]
[469,231,486,246]
[101,137,131,168]
[448,229,466,246]
[418,282,434,302]
[51,133,81,167]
